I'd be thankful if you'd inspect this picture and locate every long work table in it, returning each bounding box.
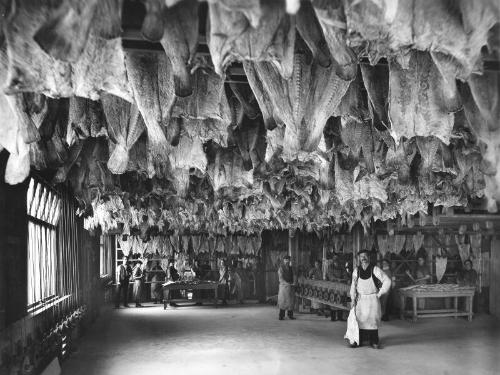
[296,279,351,311]
[398,284,476,322]
[162,280,219,310]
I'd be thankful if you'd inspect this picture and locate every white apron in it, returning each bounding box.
[278,283,295,310]
[355,275,381,330]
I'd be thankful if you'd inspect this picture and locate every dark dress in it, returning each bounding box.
[115,263,132,307]
[167,266,181,301]
[132,264,144,305]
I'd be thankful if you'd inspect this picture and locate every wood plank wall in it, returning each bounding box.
[490,237,500,318]
[0,151,29,327]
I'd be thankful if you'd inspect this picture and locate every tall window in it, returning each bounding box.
[26,178,61,310]
[100,235,113,277]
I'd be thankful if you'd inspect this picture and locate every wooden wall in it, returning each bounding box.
[0,151,29,328]
[490,237,500,318]
[0,150,105,370]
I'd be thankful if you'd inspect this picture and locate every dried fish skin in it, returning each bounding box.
[125,51,176,177]
[388,51,459,144]
[312,0,357,80]
[160,0,199,97]
[208,0,296,79]
[33,0,100,62]
[102,94,145,174]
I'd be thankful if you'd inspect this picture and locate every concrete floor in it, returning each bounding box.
[61,304,500,375]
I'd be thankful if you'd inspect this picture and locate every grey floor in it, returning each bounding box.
[61,303,500,375]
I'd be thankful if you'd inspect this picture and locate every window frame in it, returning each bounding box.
[100,235,114,278]
[26,177,62,313]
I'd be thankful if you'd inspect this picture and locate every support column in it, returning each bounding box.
[352,223,363,268]
[288,229,298,267]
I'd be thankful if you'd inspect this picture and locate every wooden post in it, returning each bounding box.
[352,223,363,268]
[288,229,298,265]
[322,238,327,280]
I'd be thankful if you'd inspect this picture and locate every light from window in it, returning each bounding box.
[100,235,112,277]
[26,178,61,309]
[28,221,57,307]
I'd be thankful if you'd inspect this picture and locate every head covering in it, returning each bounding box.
[283,255,291,260]
[358,250,370,256]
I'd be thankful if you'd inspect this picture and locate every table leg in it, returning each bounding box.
[454,297,458,319]
[400,295,405,320]
[468,296,473,321]
[214,287,218,308]
[412,296,417,322]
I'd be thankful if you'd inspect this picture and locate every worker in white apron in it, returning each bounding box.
[349,250,391,349]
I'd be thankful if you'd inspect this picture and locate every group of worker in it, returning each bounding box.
[114,257,193,308]
[115,257,252,308]
[277,251,478,349]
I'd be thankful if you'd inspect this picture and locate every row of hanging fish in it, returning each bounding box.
[0,0,499,235]
[115,233,262,257]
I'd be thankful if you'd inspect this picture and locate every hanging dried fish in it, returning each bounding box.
[459,78,500,211]
[4,0,131,100]
[311,0,357,80]
[160,0,199,97]
[389,51,460,144]
[5,135,31,185]
[141,0,165,42]
[208,0,296,79]
[245,52,351,162]
[360,64,390,131]
[125,51,176,177]
[296,1,331,68]
[435,256,447,283]
[53,141,84,184]
[207,147,253,195]
[34,0,100,62]
[101,94,145,174]
[243,61,278,131]
[171,64,230,122]
[168,134,207,197]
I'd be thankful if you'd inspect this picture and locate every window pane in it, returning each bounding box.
[28,221,57,307]
[36,187,47,219]
[52,199,61,225]
[27,178,35,213]
[30,183,42,217]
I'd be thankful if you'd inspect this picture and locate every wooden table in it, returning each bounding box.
[162,281,219,310]
[399,284,475,322]
[296,279,351,311]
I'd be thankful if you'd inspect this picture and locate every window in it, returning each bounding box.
[100,235,113,277]
[26,178,61,310]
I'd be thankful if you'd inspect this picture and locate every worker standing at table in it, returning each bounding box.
[166,259,181,307]
[278,255,296,320]
[149,260,164,304]
[308,259,324,316]
[458,259,478,312]
[406,256,431,309]
[349,250,391,349]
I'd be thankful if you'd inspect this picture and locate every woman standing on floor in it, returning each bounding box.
[132,259,145,307]
[218,259,230,305]
[349,250,391,349]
